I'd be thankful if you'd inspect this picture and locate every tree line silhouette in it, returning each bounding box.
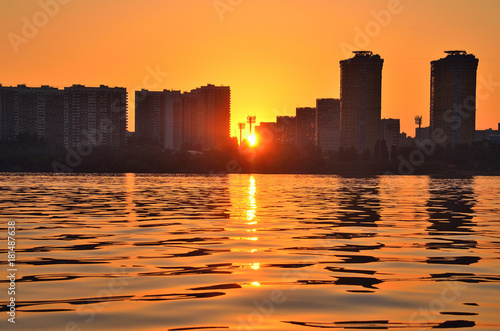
[1,136,499,175]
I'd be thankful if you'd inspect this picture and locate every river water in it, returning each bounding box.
[0,174,499,330]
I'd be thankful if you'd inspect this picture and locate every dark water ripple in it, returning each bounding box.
[0,174,499,330]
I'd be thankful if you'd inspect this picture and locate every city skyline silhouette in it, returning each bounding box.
[2,50,497,156]
[1,1,500,137]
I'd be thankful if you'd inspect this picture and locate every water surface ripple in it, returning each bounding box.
[0,174,499,330]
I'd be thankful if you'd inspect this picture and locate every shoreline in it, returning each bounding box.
[1,170,499,177]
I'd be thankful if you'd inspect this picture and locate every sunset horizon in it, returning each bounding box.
[1,2,500,331]
[2,1,500,138]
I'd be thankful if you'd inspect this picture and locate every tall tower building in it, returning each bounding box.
[430,51,478,146]
[340,51,384,151]
[295,107,316,147]
[316,98,340,152]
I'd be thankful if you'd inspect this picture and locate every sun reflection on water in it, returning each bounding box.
[245,176,257,222]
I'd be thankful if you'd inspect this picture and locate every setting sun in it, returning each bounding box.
[248,134,257,147]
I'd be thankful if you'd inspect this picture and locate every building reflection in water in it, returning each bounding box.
[125,173,137,222]
[426,178,478,252]
[336,178,381,228]
[426,178,476,234]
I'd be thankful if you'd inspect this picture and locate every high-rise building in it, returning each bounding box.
[295,107,316,147]
[64,85,127,147]
[135,89,182,150]
[276,116,296,144]
[182,85,231,150]
[430,51,478,146]
[340,51,384,151]
[135,90,163,144]
[0,84,127,147]
[0,85,39,142]
[0,85,64,144]
[163,91,183,150]
[135,84,230,151]
[316,98,340,152]
[380,118,400,149]
[0,85,15,141]
[40,86,65,147]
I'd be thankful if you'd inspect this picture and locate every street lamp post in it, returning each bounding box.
[238,122,246,145]
[247,116,256,136]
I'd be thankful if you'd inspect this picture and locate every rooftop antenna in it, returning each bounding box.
[415,115,422,129]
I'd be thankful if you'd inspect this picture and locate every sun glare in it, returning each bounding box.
[248,134,257,147]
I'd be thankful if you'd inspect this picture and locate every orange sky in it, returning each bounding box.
[1,0,499,137]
